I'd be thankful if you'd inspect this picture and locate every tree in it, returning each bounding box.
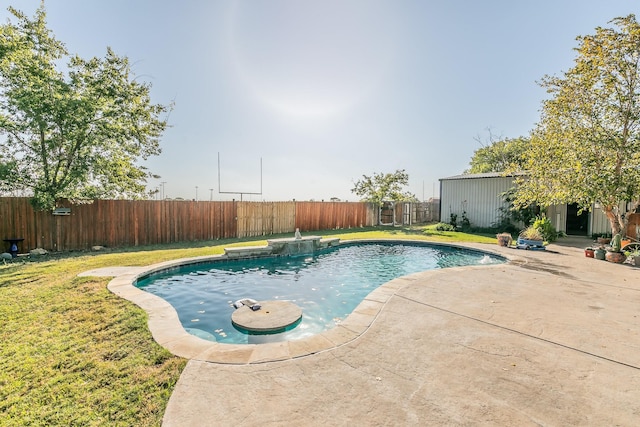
[512,15,640,235]
[466,131,529,173]
[351,169,417,205]
[0,5,169,210]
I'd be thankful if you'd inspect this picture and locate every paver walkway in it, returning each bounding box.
[155,238,640,426]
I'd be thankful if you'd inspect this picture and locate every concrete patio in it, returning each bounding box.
[158,237,640,426]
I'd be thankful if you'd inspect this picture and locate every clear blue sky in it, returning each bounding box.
[2,1,637,201]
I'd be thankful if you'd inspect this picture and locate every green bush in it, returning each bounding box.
[449,213,458,228]
[460,211,471,231]
[435,222,456,232]
[491,216,519,234]
[532,215,560,242]
[447,212,470,231]
[493,188,538,232]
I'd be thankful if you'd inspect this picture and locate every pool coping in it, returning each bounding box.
[104,239,519,365]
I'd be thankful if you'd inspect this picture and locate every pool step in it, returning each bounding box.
[319,238,340,249]
[224,246,274,259]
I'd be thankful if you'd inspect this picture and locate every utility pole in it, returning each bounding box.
[195,186,198,202]
[161,181,166,200]
[209,188,214,201]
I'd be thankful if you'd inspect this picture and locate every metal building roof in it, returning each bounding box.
[439,172,526,181]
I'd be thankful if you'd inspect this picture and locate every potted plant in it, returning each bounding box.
[596,233,611,245]
[627,249,640,266]
[516,226,545,250]
[584,247,595,258]
[605,234,627,264]
[496,232,512,247]
[594,246,607,260]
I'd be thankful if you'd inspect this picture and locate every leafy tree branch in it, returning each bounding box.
[351,169,417,206]
[513,14,640,235]
[466,129,529,174]
[0,4,170,209]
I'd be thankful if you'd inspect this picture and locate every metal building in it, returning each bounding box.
[439,173,612,236]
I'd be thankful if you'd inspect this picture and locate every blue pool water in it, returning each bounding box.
[136,242,503,344]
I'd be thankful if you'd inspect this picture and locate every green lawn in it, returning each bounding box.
[0,226,495,426]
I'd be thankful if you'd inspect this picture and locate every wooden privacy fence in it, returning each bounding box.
[0,198,239,251]
[379,201,441,226]
[294,201,375,231]
[236,202,296,238]
[0,198,381,252]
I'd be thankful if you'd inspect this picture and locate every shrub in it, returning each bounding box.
[460,211,471,231]
[435,222,456,232]
[491,216,519,234]
[532,215,560,242]
[493,188,538,232]
[519,225,544,241]
[449,213,458,229]
[447,212,470,231]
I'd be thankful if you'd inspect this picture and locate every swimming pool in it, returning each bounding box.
[136,242,504,344]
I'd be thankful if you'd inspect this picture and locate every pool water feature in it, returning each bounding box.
[136,242,503,344]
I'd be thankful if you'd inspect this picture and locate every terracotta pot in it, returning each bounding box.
[597,237,611,245]
[605,251,627,264]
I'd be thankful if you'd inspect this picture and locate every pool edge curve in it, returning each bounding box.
[106,240,518,365]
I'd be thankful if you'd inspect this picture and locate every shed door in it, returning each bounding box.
[566,203,588,235]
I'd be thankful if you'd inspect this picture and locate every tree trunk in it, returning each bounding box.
[604,207,622,236]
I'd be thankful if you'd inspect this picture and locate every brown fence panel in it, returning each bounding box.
[0,198,240,252]
[237,202,296,238]
[295,202,376,232]
[0,198,66,252]
[0,198,383,253]
[150,200,237,244]
[219,201,238,240]
[412,200,440,223]
[1,198,39,253]
[379,203,394,225]
[294,202,319,231]
[271,202,296,235]
[237,202,265,238]
[377,202,440,226]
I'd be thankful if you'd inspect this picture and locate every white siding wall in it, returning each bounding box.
[440,176,516,228]
[546,204,567,233]
[549,204,617,236]
[590,204,624,235]
[440,175,621,235]
[591,208,610,235]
